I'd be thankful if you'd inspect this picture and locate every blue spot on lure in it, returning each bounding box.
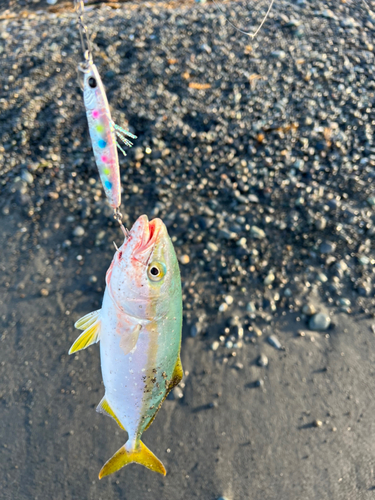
[75,0,136,212]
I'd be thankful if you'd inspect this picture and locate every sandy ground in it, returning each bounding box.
[2,207,375,500]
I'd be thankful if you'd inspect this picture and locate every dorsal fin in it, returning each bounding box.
[96,396,126,431]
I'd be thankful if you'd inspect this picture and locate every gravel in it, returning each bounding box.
[309,312,331,331]
[267,334,283,350]
[257,354,269,367]
[0,0,374,362]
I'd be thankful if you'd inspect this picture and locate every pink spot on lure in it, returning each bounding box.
[101,155,109,163]
[92,110,100,119]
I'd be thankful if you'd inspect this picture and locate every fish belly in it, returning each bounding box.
[99,291,182,440]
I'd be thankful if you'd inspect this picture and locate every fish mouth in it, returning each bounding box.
[131,215,164,265]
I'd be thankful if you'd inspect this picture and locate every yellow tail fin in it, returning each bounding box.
[99,441,166,479]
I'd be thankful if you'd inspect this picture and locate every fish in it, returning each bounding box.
[78,60,137,209]
[69,215,183,478]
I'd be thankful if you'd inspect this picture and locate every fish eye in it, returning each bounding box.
[147,261,166,282]
[88,77,97,88]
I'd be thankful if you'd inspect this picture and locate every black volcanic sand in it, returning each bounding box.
[1,1,375,499]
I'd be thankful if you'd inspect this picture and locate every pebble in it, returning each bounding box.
[335,260,348,273]
[73,226,85,237]
[358,255,370,266]
[314,419,323,428]
[341,17,357,28]
[21,170,33,184]
[309,313,331,331]
[134,147,144,161]
[267,335,282,350]
[316,272,328,283]
[302,304,316,316]
[255,379,264,388]
[207,242,219,252]
[315,217,327,230]
[219,303,228,312]
[40,289,49,297]
[248,194,259,203]
[179,254,190,265]
[211,341,220,351]
[190,324,199,338]
[271,50,286,59]
[249,226,266,239]
[257,354,268,367]
[320,241,336,254]
[253,326,263,337]
[338,298,351,307]
[264,272,275,285]
[246,301,256,313]
[224,295,234,305]
[217,229,237,240]
[172,387,184,400]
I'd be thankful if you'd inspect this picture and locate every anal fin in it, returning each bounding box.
[69,319,101,354]
[96,396,125,431]
[144,355,183,431]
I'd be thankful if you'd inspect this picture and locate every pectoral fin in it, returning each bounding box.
[69,319,101,354]
[96,396,125,431]
[74,309,101,330]
[119,324,141,356]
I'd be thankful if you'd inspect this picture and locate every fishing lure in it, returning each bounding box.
[75,0,136,214]
[69,215,183,477]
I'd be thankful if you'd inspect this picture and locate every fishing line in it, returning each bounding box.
[212,0,275,37]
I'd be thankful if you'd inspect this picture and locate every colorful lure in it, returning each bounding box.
[78,61,136,209]
[69,215,183,477]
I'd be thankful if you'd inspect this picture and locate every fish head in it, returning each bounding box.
[106,215,181,320]
[77,62,103,111]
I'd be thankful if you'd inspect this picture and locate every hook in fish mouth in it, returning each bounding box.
[132,216,164,265]
[111,215,166,268]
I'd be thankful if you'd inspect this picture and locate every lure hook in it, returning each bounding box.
[113,208,129,239]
